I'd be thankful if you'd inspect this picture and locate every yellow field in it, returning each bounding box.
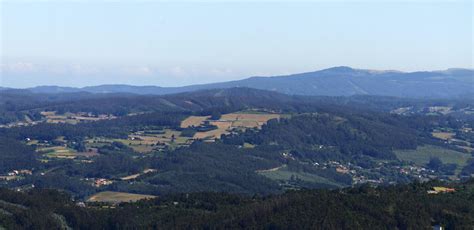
[180,116,210,128]
[87,112,282,151]
[192,113,281,140]
[37,146,77,159]
[120,173,141,180]
[220,113,280,126]
[37,146,98,159]
[432,132,455,140]
[121,169,157,180]
[87,191,156,204]
[40,111,55,116]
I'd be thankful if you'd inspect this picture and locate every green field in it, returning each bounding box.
[87,191,156,204]
[395,145,472,171]
[37,146,77,159]
[257,165,344,188]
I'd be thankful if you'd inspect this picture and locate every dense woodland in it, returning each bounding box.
[2,87,471,125]
[0,138,37,173]
[0,179,473,229]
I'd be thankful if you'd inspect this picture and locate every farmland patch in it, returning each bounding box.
[87,191,156,204]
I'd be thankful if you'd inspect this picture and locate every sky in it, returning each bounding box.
[0,0,472,88]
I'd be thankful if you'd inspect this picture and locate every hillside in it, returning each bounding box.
[0,180,473,229]
[19,67,474,98]
[1,87,473,198]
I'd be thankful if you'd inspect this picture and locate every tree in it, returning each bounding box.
[427,157,443,170]
[210,111,221,120]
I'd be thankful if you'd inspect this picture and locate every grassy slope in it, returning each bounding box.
[395,145,472,173]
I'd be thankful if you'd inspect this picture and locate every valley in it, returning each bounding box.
[0,88,473,205]
[0,85,474,230]
[3,0,472,227]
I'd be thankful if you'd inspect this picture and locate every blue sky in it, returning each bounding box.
[1,0,472,88]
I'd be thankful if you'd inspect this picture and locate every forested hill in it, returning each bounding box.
[0,180,473,229]
[2,87,472,125]
[0,88,304,124]
[1,87,473,199]
[6,67,474,98]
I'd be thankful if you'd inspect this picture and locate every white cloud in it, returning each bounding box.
[210,68,233,75]
[0,62,36,73]
[121,66,154,76]
[169,66,186,76]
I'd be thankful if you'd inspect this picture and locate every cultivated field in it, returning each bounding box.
[432,132,455,140]
[37,146,99,159]
[121,169,157,180]
[190,113,281,140]
[41,111,116,125]
[85,112,282,152]
[180,116,210,128]
[87,129,192,153]
[37,146,77,159]
[87,191,156,204]
[257,165,343,188]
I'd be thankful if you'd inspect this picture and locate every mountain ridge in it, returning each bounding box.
[4,66,473,98]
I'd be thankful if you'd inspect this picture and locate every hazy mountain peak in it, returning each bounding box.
[319,66,356,73]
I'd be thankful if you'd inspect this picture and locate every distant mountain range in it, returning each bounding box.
[3,66,473,98]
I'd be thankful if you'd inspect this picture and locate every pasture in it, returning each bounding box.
[37,146,77,159]
[88,129,192,153]
[432,132,455,140]
[37,146,99,159]
[190,112,281,140]
[180,116,210,128]
[41,111,116,125]
[87,191,156,204]
[121,169,157,180]
[257,165,344,188]
[395,145,472,173]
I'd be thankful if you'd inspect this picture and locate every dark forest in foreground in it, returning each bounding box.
[0,179,473,229]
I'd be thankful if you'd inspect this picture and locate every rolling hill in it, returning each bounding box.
[17,66,474,98]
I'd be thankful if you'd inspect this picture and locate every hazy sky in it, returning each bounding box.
[1,0,472,88]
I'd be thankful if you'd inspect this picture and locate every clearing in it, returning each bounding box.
[432,132,455,140]
[41,111,116,125]
[87,129,192,153]
[37,146,77,159]
[180,116,210,128]
[394,145,472,173]
[188,112,281,140]
[257,165,344,188]
[87,191,156,204]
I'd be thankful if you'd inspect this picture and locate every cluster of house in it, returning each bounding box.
[0,117,46,128]
[0,169,33,181]
[314,159,460,186]
[352,175,384,185]
[93,178,114,187]
[313,160,359,175]
[311,160,387,185]
[8,169,32,176]
[85,169,158,188]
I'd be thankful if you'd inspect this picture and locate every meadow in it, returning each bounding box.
[87,191,156,204]
[394,145,472,173]
[182,112,281,140]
